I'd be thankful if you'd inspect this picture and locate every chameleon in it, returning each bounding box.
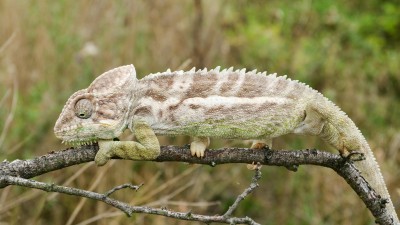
[54,64,398,223]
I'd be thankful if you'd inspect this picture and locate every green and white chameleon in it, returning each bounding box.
[54,65,398,223]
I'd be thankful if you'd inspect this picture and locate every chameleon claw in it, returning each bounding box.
[190,137,209,158]
[285,164,299,172]
[340,147,365,162]
[342,151,366,162]
[247,140,271,170]
[190,142,206,158]
[247,162,262,170]
[246,162,258,170]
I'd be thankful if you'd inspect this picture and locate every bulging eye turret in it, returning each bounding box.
[74,98,93,119]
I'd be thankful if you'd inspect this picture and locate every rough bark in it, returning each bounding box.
[0,145,395,224]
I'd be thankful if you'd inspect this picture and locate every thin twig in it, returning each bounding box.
[160,200,220,207]
[104,183,143,197]
[0,175,260,224]
[224,165,262,217]
[66,161,115,225]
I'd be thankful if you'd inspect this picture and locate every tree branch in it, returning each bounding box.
[224,164,262,217]
[0,144,396,224]
[104,183,143,197]
[0,168,261,225]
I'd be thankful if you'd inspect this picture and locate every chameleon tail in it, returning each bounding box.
[314,99,399,223]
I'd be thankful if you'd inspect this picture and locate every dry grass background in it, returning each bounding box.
[0,0,399,224]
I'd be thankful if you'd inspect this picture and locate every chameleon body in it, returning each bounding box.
[54,65,398,222]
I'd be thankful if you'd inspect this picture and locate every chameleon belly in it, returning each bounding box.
[156,114,304,139]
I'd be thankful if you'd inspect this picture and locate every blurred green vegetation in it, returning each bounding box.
[0,0,399,224]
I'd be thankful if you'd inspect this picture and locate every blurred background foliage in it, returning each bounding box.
[0,0,399,224]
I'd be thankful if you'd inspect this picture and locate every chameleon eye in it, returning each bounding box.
[74,98,92,119]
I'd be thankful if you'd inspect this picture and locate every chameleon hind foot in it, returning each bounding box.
[247,139,272,170]
[190,137,210,158]
[340,147,366,162]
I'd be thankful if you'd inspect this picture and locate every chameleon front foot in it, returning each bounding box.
[95,140,117,166]
[190,137,210,158]
[95,140,161,166]
[94,120,160,166]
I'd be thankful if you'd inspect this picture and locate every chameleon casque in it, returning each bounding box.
[54,65,398,222]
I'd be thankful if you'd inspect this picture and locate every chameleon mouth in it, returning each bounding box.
[61,138,99,146]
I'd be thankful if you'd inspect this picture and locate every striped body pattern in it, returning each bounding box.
[132,67,313,139]
[54,65,398,223]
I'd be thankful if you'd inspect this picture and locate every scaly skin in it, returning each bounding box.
[54,65,398,223]
[95,120,160,166]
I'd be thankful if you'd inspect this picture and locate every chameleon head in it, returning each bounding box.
[54,65,137,145]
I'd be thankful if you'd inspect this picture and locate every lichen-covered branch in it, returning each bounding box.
[0,145,396,224]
